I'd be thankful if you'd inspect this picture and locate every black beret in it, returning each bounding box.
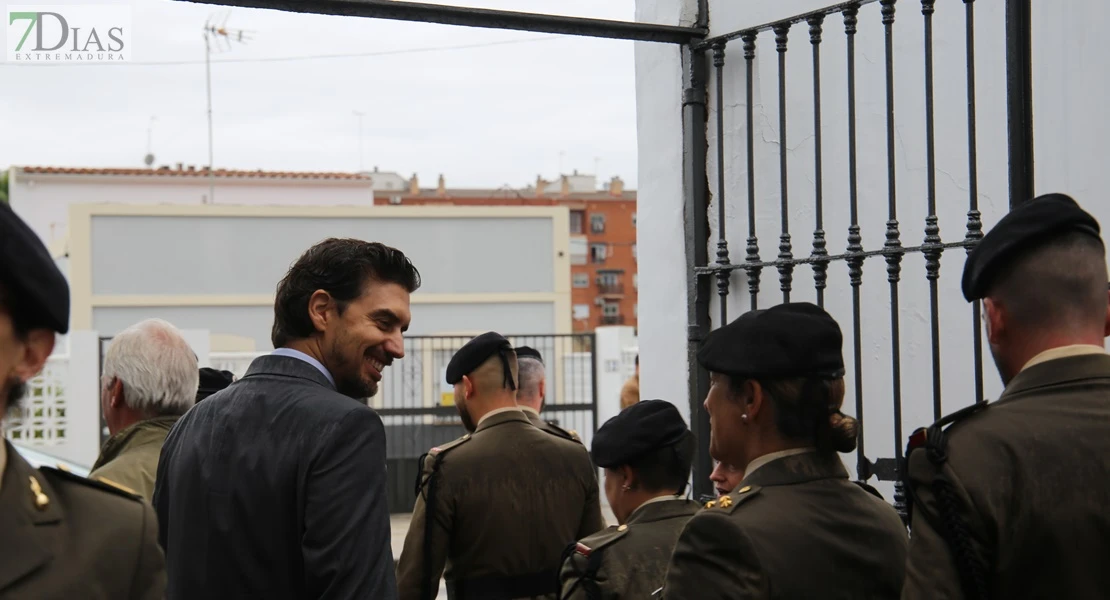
[196,367,235,402]
[962,193,1101,301]
[0,202,69,333]
[514,346,543,364]
[445,331,516,390]
[697,302,845,379]
[591,399,690,468]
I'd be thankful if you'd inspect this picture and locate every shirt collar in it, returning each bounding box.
[270,348,336,388]
[1020,344,1107,373]
[743,447,816,479]
[477,406,523,428]
[518,405,541,416]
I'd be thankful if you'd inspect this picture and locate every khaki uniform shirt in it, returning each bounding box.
[903,350,1110,600]
[664,451,907,599]
[90,415,180,502]
[396,409,605,600]
[0,441,166,599]
[559,496,699,599]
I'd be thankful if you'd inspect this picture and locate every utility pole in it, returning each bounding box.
[353,110,365,172]
[203,13,252,204]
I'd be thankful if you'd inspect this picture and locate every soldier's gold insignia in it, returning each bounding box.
[704,499,717,509]
[54,462,71,473]
[97,476,139,496]
[28,476,49,511]
[737,486,752,494]
[718,495,733,508]
[617,524,628,532]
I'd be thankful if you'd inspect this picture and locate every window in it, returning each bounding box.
[570,210,585,234]
[590,213,606,233]
[590,243,607,264]
[573,273,589,288]
[602,303,620,317]
[573,304,590,320]
[597,271,621,286]
[569,237,588,266]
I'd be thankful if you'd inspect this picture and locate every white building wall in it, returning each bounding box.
[9,171,375,248]
[635,0,1110,482]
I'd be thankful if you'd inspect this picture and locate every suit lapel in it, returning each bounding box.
[0,443,63,590]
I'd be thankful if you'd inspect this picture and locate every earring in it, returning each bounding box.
[621,484,632,491]
[741,414,749,421]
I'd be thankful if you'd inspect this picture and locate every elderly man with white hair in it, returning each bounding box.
[89,318,199,501]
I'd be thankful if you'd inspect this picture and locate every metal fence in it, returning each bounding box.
[684,0,1033,511]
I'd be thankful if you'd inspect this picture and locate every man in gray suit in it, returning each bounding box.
[154,238,420,600]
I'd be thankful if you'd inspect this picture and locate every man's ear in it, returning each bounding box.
[983,297,1005,345]
[11,329,55,383]
[537,378,546,400]
[306,289,333,334]
[108,377,125,409]
[462,375,474,400]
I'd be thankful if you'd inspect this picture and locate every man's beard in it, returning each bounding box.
[457,400,476,433]
[4,377,27,415]
[328,338,377,400]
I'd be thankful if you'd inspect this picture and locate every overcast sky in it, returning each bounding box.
[0,0,640,188]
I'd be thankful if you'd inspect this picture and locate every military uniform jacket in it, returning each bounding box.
[523,408,582,444]
[0,441,166,599]
[89,415,179,502]
[903,353,1110,600]
[664,451,907,599]
[559,497,699,599]
[396,408,605,600]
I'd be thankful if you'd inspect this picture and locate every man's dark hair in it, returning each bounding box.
[271,239,420,348]
[628,432,695,493]
[988,231,1108,334]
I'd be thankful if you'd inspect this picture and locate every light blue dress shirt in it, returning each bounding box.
[270,347,336,388]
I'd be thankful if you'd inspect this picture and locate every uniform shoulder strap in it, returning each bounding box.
[903,399,991,600]
[39,465,144,502]
[702,484,761,514]
[559,527,627,600]
[543,421,582,444]
[413,433,471,498]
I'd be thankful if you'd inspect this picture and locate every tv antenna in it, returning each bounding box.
[144,115,157,167]
[203,12,253,203]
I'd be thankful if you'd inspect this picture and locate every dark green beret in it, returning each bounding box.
[591,399,690,468]
[0,202,69,333]
[445,331,516,390]
[697,302,845,379]
[514,346,543,364]
[962,193,1101,301]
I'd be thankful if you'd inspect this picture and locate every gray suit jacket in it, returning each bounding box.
[153,354,397,600]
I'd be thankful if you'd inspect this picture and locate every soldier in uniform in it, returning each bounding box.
[903,193,1110,599]
[515,345,581,443]
[663,302,908,599]
[396,332,604,600]
[558,399,699,599]
[0,202,166,598]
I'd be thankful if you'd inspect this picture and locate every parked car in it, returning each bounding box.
[11,442,91,477]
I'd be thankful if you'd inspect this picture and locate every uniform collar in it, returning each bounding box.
[743,447,815,479]
[1020,344,1106,373]
[739,449,847,489]
[0,441,63,590]
[626,495,700,525]
[92,415,179,473]
[518,405,541,417]
[476,406,525,430]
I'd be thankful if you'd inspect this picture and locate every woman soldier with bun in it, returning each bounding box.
[663,303,908,599]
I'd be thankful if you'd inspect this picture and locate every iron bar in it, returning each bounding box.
[1005,0,1034,206]
[181,0,706,44]
[589,333,599,435]
[880,0,907,520]
[964,0,985,404]
[844,3,867,481]
[743,32,762,309]
[922,0,943,421]
[698,0,880,49]
[683,42,714,501]
[809,15,829,308]
[775,24,794,303]
[694,240,975,273]
[713,42,732,325]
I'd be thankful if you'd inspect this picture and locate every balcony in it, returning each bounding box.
[600,314,625,325]
[597,282,625,297]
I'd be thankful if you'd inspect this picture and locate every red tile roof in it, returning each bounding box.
[16,166,371,181]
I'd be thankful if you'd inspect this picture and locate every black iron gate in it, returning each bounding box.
[684,0,1035,510]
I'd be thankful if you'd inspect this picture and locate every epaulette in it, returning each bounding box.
[39,465,143,501]
[574,523,630,557]
[428,433,471,460]
[543,421,582,444]
[906,400,990,456]
[414,434,472,497]
[703,484,760,513]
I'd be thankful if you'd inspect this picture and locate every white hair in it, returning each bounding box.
[102,318,199,416]
[516,356,546,401]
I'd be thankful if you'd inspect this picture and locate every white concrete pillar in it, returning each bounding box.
[594,326,638,432]
[56,330,101,468]
[179,329,212,368]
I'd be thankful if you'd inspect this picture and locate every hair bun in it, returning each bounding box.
[819,411,859,453]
